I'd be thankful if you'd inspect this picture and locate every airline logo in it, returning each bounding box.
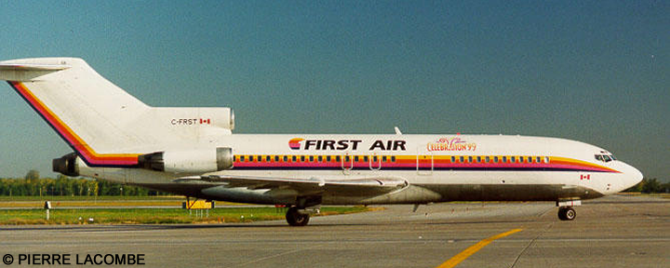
[288,138,406,151]
[427,137,477,152]
[289,138,304,150]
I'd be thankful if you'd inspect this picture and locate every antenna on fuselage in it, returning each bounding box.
[394,126,402,135]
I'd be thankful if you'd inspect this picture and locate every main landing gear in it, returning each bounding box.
[285,196,321,226]
[286,207,310,226]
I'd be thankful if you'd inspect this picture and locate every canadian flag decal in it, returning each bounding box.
[200,118,211,124]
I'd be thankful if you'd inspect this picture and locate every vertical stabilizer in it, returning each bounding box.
[0,58,233,167]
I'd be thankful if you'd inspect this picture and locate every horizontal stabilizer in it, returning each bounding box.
[0,63,71,71]
[0,61,70,81]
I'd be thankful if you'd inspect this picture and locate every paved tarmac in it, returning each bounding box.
[0,194,667,268]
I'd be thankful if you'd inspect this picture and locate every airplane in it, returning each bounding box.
[0,57,643,226]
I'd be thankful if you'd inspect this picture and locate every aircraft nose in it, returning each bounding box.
[620,162,643,190]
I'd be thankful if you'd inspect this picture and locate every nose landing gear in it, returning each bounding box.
[558,206,576,221]
[557,199,580,221]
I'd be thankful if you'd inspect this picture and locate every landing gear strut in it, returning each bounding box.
[286,207,310,226]
[558,207,576,221]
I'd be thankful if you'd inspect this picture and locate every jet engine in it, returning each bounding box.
[53,153,79,176]
[139,147,234,173]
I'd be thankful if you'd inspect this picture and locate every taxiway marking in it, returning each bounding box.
[437,228,523,268]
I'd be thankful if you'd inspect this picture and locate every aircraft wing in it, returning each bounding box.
[200,175,409,197]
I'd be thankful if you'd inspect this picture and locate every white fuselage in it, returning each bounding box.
[78,134,643,205]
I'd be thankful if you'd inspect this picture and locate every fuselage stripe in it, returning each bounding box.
[231,155,619,173]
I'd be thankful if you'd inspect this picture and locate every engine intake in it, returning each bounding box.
[139,147,233,173]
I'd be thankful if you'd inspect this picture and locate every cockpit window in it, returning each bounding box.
[595,154,615,162]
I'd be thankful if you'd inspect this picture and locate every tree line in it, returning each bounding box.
[624,178,670,194]
[0,170,167,197]
[0,170,667,197]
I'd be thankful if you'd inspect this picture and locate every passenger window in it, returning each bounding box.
[373,156,378,162]
[336,156,341,162]
[326,156,331,162]
[451,156,456,163]
[544,157,549,163]
[485,156,490,163]
[510,156,516,163]
[494,156,499,163]
[283,156,288,162]
[274,156,279,162]
[318,156,323,162]
[502,156,507,163]
[382,156,388,162]
[300,156,305,162]
[354,156,359,162]
[309,156,314,162]
[468,156,473,163]
[292,156,296,162]
[266,156,271,162]
[364,156,369,162]
[459,156,464,163]
[536,157,541,163]
[240,156,245,162]
[391,156,396,162]
[249,156,254,162]
[344,156,350,162]
[477,156,482,163]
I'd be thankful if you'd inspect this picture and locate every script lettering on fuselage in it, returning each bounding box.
[427,137,477,151]
[289,138,406,151]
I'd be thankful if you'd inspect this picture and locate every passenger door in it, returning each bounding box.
[416,145,433,175]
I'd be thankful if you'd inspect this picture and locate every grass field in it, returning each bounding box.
[0,195,183,201]
[0,206,376,225]
[0,195,246,209]
[0,195,379,225]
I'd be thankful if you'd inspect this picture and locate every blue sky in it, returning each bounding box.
[0,1,667,181]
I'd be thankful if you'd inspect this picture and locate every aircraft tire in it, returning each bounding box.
[286,207,310,226]
[558,207,576,221]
